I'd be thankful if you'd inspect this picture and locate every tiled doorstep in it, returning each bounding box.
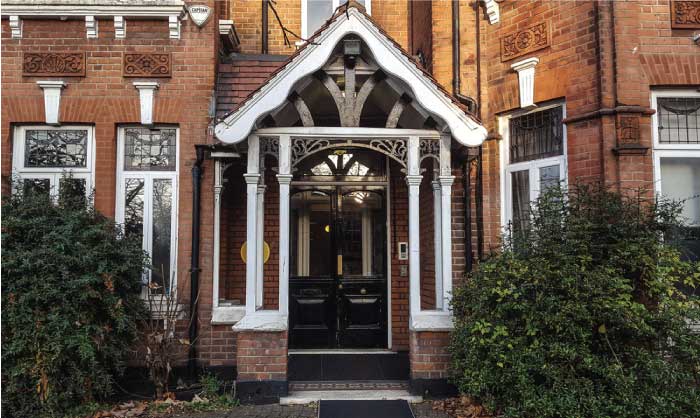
[280,390,423,405]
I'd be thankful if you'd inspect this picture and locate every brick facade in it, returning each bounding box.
[3,0,699,392]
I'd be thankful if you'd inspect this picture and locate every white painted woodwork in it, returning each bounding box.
[256,183,265,309]
[406,136,422,319]
[213,160,223,310]
[511,57,539,108]
[133,82,159,125]
[439,175,455,310]
[9,15,22,38]
[432,180,443,310]
[215,7,487,146]
[244,135,260,315]
[36,81,66,125]
[114,16,126,38]
[85,15,98,38]
[277,135,292,315]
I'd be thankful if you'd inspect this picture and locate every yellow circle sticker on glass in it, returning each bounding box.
[240,241,271,263]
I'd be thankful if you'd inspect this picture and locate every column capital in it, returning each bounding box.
[243,173,260,184]
[405,175,423,186]
[438,175,455,187]
[276,174,293,185]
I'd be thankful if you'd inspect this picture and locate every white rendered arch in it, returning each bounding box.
[214,6,487,147]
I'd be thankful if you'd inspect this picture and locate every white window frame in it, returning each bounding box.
[301,0,371,39]
[12,125,95,200]
[115,126,180,298]
[651,89,700,225]
[498,101,568,229]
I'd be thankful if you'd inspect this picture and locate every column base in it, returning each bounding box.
[234,329,288,404]
[409,330,456,397]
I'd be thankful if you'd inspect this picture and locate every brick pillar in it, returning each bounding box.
[408,330,456,397]
[235,330,288,403]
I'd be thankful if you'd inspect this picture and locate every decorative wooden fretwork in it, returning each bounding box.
[419,138,440,165]
[123,53,172,78]
[22,52,86,77]
[500,22,550,62]
[291,137,409,168]
[671,1,700,29]
[260,137,280,159]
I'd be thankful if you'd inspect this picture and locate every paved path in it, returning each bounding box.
[159,401,450,418]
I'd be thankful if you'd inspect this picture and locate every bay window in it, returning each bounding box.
[116,126,179,296]
[12,125,94,200]
[652,90,700,264]
[500,103,567,231]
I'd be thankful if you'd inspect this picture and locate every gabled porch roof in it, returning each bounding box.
[214,2,487,147]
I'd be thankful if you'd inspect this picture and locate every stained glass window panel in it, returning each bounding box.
[24,129,88,168]
[657,97,700,145]
[124,127,176,171]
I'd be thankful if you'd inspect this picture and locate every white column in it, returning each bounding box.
[439,134,454,310]
[406,136,422,318]
[244,136,260,315]
[213,160,223,310]
[256,182,265,309]
[432,179,443,310]
[277,135,292,315]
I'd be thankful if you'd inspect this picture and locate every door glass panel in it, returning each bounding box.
[539,164,561,194]
[341,190,384,276]
[511,170,530,232]
[151,179,173,294]
[291,190,332,277]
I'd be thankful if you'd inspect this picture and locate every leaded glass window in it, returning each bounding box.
[123,127,177,171]
[509,106,564,164]
[25,129,88,167]
[118,126,178,298]
[12,126,93,200]
[657,97,700,145]
[503,104,567,232]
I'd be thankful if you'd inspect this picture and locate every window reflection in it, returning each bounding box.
[124,178,145,242]
[151,179,173,294]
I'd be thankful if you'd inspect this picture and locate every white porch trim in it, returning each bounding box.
[214,7,487,147]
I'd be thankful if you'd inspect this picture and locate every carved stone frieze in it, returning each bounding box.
[123,53,172,78]
[500,21,550,62]
[671,1,700,29]
[22,52,86,77]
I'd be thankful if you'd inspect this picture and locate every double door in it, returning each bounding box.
[289,186,387,349]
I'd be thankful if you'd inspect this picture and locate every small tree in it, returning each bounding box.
[450,185,700,418]
[2,184,147,417]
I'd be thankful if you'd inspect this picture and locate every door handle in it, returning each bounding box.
[338,283,343,290]
[360,288,367,295]
[337,255,343,275]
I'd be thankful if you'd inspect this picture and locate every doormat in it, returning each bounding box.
[318,400,415,418]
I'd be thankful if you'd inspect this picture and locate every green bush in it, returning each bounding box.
[450,185,700,418]
[2,185,147,417]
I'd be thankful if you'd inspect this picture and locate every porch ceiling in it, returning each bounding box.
[214,2,487,147]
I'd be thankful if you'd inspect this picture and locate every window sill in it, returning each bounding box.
[211,305,246,325]
[232,310,288,331]
[410,311,454,331]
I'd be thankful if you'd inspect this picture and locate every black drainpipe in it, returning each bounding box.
[188,145,206,378]
[452,0,460,95]
[262,0,269,54]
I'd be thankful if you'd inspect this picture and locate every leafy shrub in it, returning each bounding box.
[2,185,147,417]
[450,185,700,418]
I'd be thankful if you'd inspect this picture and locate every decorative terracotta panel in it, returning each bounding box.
[500,22,550,62]
[22,52,86,77]
[123,53,172,78]
[671,1,700,29]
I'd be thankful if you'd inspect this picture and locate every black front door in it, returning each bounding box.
[289,187,387,349]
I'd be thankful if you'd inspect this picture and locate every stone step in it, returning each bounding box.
[280,389,422,405]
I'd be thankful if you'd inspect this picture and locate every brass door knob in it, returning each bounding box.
[338,284,343,290]
[360,288,367,295]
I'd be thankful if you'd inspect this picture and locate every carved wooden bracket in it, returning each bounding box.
[671,1,700,29]
[316,69,387,127]
[500,21,551,62]
[23,52,86,77]
[123,53,172,78]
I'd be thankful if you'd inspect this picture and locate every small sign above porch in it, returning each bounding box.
[214,2,487,147]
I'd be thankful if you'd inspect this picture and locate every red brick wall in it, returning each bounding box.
[390,160,410,350]
[409,330,451,380]
[235,330,288,381]
[220,161,248,304]
[262,159,280,310]
[409,0,433,72]
[419,161,437,310]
